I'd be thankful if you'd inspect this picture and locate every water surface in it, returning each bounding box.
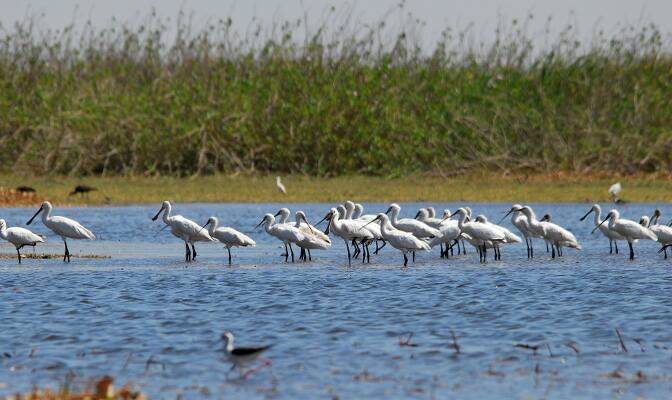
[1,203,670,399]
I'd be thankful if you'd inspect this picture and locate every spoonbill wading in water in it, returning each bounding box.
[580,204,624,254]
[362,214,430,267]
[26,201,95,262]
[202,217,256,264]
[593,210,657,260]
[0,219,45,263]
[292,211,330,261]
[256,214,304,262]
[386,203,439,262]
[448,208,505,263]
[643,209,672,258]
[152,201,213,262]
[319,208,374,265]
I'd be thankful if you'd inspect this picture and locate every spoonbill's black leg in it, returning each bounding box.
[546,241,549,253]
[609,240,613,254]
[551,244,556,259]
[16,246,22,264]
[403,253,408,267]
[614,241,619,254]
[64,238,71,263]
[628,241,634,260]
[345,241,351,266]
[308,249,312,261]
[462,240,467,254]
[185,242,191,262]
[530,239,534,258]
[288,243,295,262]
[282,243,288,257]
[227,248,232,264]
[412,251,415,263]
[191,244,197,260]
[663,247,668,259]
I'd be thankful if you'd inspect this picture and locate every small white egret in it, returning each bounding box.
[202,216,256,264]
[276,176,287,194]
[362,213,430,266]
[26,201,95,262]
[255,213,304,262]
[0,219,45,263]
[151,201,213,261]
[580,204,624,254]
[609,182,625,204]
[593,209,657,260]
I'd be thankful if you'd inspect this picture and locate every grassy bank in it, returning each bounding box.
[2,174,671,206]
[1,10,672,178]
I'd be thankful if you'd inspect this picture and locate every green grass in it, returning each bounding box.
[0,9,671,178]
[2,174,672,205]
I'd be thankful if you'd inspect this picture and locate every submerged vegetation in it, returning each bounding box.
[0,7,671,177]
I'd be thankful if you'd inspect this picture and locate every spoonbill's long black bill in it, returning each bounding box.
[151,206,164,221]
[26,205,44,225]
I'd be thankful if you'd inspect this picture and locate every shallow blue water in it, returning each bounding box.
[0,203,671,399]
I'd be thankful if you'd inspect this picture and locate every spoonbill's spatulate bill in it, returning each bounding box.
[202,216,255,264]
[152,201,213,262]
[593,210,657,260]
[0,219,45,263]
[26,201,95,262]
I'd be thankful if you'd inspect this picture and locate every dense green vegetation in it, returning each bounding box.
[1,10,671,177]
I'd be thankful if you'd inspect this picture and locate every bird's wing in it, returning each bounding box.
[172,216,213,241]
[6,227,45,244]
[49,216,96,240]
[216,227,256,246]
[231,346,271,356]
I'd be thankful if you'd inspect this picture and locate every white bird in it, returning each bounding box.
[644,209,672,259]
[362,213,430,266]
[344,201,383,257]
[26,201,95,263]
[474,215,522,260]
[221,331,272,378]
[276,176,287,195]
[320,208,374,265]
[609,182,625,204]
[202,216,256,264]
[450,208,506,263]
[274,207,291,225]
[593,209,657,260]
[428,218,461,258]
[151,201,213,261]
[535,211,581,258]
[415,208,445,229]
[292,211,330,261]
[353,203,376,222]
[255,213,305,262]
[501,203,542,258]
[580,204,625,254]
[0,219,45,263]
[386,203,440,238]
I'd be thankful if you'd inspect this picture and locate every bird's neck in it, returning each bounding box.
[0,226,7,239]
[593,210,601,226]
[208,221,218,235]
[162,205,172,225]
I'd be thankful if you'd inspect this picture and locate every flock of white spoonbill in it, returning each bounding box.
[2,200,672,266]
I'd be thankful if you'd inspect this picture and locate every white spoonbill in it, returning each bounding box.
[255,214,305,262]
[428,218,461,258]
[26,201,95,263]
[362,214,430,266]
[344,201,383,258]
[415,208,445,229]
[292,211,330,261]
[353,203,376,221]
[535,211,581,258]
[202,216,256,264]
[151,201,213,262]
[276,176,287,194]
[500,204,540,258]
[645,209,672,259]
[449,208,506,263]
[0,219,45,263]
[386,204,440,238]
[580,204,624,254]
[474,215,522,260]
[593,209,657,260]
[319,208,374,265]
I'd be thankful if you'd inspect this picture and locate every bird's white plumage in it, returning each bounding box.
[0,220,44,247]
[327,208,374,242]
[609,182,622,195]
[453,208,506,245]
[206,217,256,248]
[259,214,305,245]
[276,176,287,194]
[581,204,625,241]
[293,211,331,250]
[416,208,446,229]
[475,215,521,244]
[28,201,96,240]
[603,210,657,242]
[387,203,440,238]
[368,214,430,253]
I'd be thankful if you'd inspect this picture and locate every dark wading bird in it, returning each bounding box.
[15,186,36,193]
[69,185,97,196]
[26,201,95,262]
[221,331,272,379]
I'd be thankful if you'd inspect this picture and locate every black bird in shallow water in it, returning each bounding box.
[69,185,97,196]
[221,331,272,378]
[15,186,36,193]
